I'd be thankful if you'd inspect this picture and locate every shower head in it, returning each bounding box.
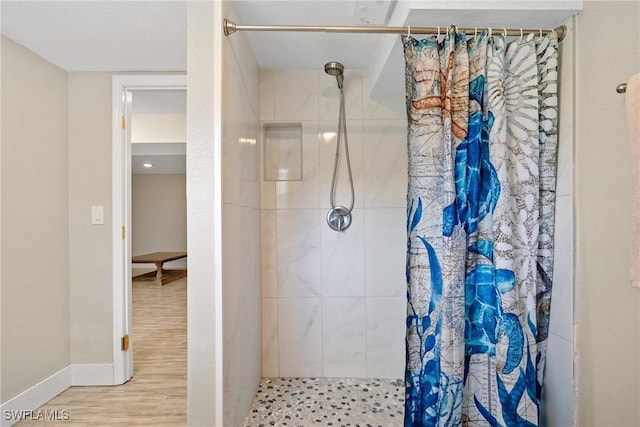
[324,61,344,90]
[324,61,344,77]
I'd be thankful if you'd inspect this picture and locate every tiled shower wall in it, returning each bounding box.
[258,63,574,412]
[260,69,408,379]
[221,3,262,425]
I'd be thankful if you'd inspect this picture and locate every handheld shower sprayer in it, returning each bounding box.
[324,61,344,90]
[324,61,354,232]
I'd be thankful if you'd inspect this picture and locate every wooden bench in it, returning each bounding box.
[132,251,187,285]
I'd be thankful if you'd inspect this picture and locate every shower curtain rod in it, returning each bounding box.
[223,19,567,42]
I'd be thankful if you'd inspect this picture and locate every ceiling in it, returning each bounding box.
[131,90,186,175]
[132,90,187,114]
[1,1,582,77]
[1,0,581,170]
[1,1,187,72]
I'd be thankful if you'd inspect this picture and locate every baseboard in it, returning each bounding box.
[0,366,71,427]
[0,363,116,427]
[71,363,114,386]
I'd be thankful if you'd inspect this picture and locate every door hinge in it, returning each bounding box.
[121,115,126,130]
[121,334,130,351]
[121,226,126,240]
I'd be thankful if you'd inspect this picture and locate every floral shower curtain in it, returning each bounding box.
[403,28,558,426]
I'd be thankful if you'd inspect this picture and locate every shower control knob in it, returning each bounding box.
[327,206,352,232]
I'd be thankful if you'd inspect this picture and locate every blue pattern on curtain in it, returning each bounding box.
[403,29,558,426]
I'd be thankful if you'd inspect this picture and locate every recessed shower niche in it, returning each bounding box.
[263,122,303,181]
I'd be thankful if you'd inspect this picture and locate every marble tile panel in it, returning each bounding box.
[274,70,319,121]
[275,121,320,209]
[222,63,260,208]
[223,4,259,118]
[366,296,406,379]
[276,209,321,298]
[541,333,574,427]
[278,297,323,377]
[556,29,573,198]
[259,120,277,209]
[261,180,276,210]
[319,69,364,121]
[259,70,275,121]
[322,297,367,378]
[365,208,406,297]
[319,120,364,210]
[264,123,303,181]
[362,119,408,208]
[321,209,365,297]
[555,126,572,197]
[362,73,406,121]
[261,209,277,298]
[262,298,279,378]
[549,195,573,342]
[221,204,262,426]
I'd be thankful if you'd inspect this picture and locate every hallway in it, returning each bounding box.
[16,278,187,426]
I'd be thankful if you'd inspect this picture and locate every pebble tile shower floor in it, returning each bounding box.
[243,377,405,427]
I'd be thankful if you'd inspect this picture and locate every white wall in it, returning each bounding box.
[260,68,407,379]
[1,35,70,402]
[67,72,114,365]
[220,3,262,425]
[186,2,221,425]
[574,1,640,425]
[132,114,186,143]
[131,174,187,260]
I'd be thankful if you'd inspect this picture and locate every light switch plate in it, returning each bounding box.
[91,205,104,225]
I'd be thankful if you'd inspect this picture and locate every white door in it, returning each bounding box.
[111,75,187,384]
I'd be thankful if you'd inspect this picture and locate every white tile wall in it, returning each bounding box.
[362,119,408,208]
[261,69,408,379]
[273,122,320,209]
[322,297,367,377]
[259,65,574,393]
[278,297,323,377]
[541,20,574,426]
[542,334,574,427]
[221,3,262,423]
[274,70,319,121]
[261,210,278,298]
[318,120,364,210]
[276,209,322,298]
[321,209,366,297]
[262,298,279,378]
[319,69,364,121]
[365,297,406,379]
[549,195,573,342]
[364,208,407,297]
[259,70,275,122]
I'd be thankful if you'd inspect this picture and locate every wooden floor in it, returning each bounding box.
[17,277,187,426]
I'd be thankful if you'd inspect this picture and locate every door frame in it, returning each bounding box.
[111,74,187,384]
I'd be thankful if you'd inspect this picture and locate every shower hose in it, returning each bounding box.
[329,82,355,223]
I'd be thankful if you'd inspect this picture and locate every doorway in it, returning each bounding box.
[111,75,187,384]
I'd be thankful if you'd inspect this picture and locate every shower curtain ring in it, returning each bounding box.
[503,27,507,37]
[488,28,492,38]
[539,29,543,38]
[437,26,440,37]
[407,25,411,38]
[474,27,478,38]
[520,28,524,38]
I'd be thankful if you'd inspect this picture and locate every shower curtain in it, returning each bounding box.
[403,29,558,426]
